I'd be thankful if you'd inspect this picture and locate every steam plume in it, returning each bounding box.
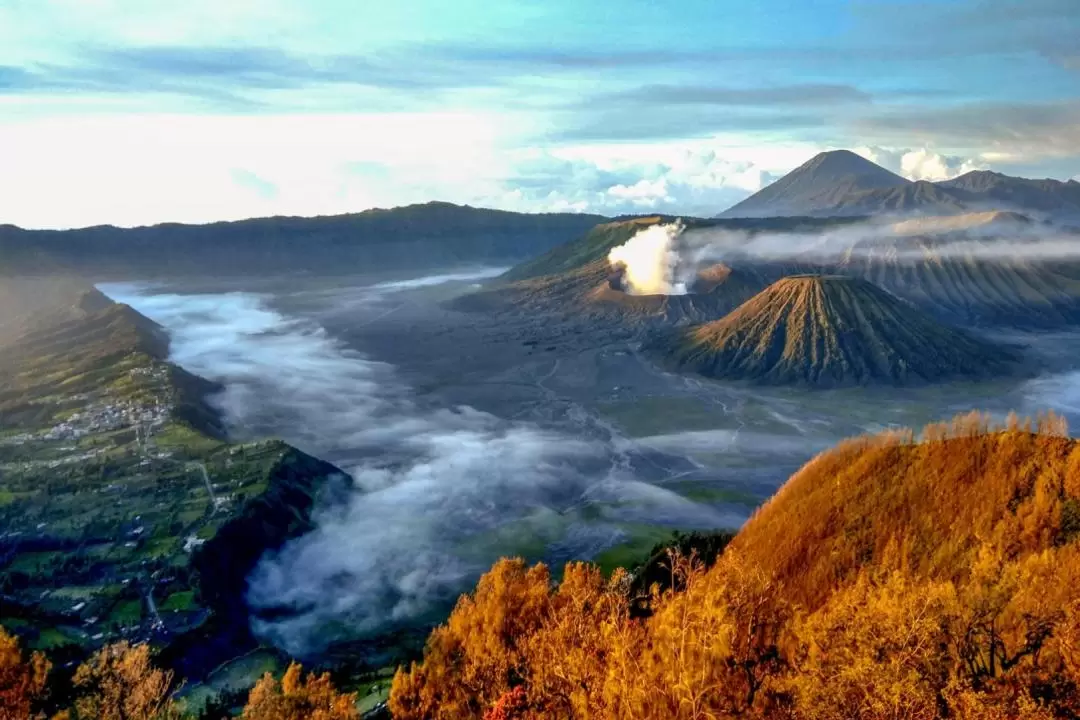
[607,221,687,295]
[605,214,1080,298]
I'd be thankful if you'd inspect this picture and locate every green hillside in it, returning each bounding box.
[0,277,346,682]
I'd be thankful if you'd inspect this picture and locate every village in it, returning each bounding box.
[1,364,172,448]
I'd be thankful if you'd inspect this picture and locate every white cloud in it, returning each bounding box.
[493,144,786,217]
[854,146,989,181]
[0,111,519,228]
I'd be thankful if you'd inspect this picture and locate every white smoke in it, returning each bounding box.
[100,276,737,657]
[607,221,688,295]
[606,214,1080,296]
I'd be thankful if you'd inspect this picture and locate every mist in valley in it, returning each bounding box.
[100,256,1080,659]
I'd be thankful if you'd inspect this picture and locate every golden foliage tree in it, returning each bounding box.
[391,413,1080,720]
[789,573,956,720]
[71,641,178,720]
[0,626,51,720]
[241,662,357,720]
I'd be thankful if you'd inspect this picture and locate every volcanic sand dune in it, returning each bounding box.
[657,274,1023,387]
[831,250,1080,327]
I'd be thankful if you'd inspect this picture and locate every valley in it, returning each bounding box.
[5,157,1080,718]
[93,264,1080,662]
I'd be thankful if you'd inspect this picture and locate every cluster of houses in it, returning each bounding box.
[43,397,171,441]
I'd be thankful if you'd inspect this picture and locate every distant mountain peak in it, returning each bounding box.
[790,149,908,184]
[720,149,909,219]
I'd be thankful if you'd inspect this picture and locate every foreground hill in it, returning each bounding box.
[720,149,1080,222]
[656,275,1022,386]
[0,277,348,683]
[0,202,606,278]
[390,413,1080,719]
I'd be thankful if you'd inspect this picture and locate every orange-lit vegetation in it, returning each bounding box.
[0,626,50,720]
[241,663,358,720]
[391,412,1080,719]
[0,629,357,719]
[7,412,1080,718]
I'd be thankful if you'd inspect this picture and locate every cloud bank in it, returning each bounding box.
[101,277,733,657]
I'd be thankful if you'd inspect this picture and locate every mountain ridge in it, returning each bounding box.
[720,150,1080,221]
[0,203,608,278]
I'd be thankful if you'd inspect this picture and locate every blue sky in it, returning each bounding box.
[1,0,1077,228]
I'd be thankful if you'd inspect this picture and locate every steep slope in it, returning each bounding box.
[658,275,1020,386]
[830,242,1080,327]
[732,413,1077,609]
[0,277,113,346]
[0,202,607,278]
[888,209,1033,236]
[720,150,910,218]
[720,151,1080,221]
[456,216,866,330]
[499,215,862,283]
[820,179,970,216]
[472,257,766,328]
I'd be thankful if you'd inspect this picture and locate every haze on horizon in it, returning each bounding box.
[1,0,1078,229]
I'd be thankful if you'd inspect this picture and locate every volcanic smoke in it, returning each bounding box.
[607,222,687,295]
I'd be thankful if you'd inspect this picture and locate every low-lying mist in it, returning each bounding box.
[101,277,732,658]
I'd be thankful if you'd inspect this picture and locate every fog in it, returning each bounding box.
[101,274,732,657]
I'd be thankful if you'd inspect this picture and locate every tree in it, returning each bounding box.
[240,663,357,720]
[0,626,50,720]
[72,642,179,720]
[390,558,553,720]
[789,573,956,720]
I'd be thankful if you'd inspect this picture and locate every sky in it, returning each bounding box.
[1,0,1078,228]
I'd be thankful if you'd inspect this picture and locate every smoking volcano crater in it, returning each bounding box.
[455,211,1080,335]
[452,217,777,329]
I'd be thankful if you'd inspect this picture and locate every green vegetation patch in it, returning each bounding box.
[108,598,144,627]
[159,590,197,613]
[592,524,680,576]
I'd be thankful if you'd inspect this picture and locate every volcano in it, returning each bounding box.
[719,150,1080,222]
[720,150,910,218]
[655,275,1022,387]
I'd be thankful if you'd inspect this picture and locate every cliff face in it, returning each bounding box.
[161,444,350,678]
[0,203,607,278]
[194,443,349,618]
